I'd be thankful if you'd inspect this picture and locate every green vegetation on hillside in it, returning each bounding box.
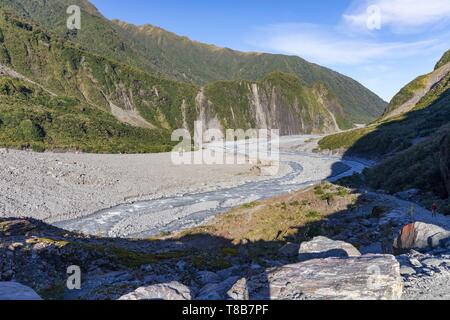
[321,50,450,207]
[384,75,428,114]
[319,56,450,157]
[319,84,450,157]
[0,0,387,128]
[435,49,450,70]
[0,8,199,133]
[363,126,449,199]
[318,127,375,152]
[0,77,174,153]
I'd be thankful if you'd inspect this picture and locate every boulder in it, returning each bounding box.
[421,258,445,268]
[227,255,403,300]
[400,266,416,276]
[196,271,221,286]
[393,222,450,253]
[298,236,361,261]
[118,281,191,300]
[195,276,240,300]
[0,282,42,300]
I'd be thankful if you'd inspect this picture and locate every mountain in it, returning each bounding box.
[436,49,450,70]
[0,0,386,130]
[112,20,386,128]
[319,51,450,157]
[319,50,450,211]
[0,2,388,152]
[0,9,194,152]
[382,54,450,120]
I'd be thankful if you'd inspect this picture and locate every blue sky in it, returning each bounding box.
[91,0,450,101]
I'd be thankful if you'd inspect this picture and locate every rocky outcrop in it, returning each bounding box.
[199,73,343,136]
[0,282,42,300]
[118,282,192,300]
[440,134,450,198]
[227,255,403,300]
[394,222,450,253]
[195,276,240,300]
[298,236,361,261]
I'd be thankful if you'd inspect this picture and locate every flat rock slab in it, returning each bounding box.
[421,258,445,268]
[298,236,361,261]
[400,266,417,276]
[0,282,42,300]
[118,281,192,300]
[228,255,403,300]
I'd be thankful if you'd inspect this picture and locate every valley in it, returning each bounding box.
[0,0,449,302]
[0,135,365,238]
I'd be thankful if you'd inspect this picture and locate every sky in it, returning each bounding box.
[91,0,450,102]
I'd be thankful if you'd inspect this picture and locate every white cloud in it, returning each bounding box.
[344,0,450,32]
[244,0,450,100]
[248,23,438,65]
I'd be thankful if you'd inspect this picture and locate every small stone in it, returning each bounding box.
[421,258,444,268]
[196,276,240,300]
[400,266,416,276]
[409,258,422,268]
[8,242,24,251]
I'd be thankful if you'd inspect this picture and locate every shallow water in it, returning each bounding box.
[55,137,367,238]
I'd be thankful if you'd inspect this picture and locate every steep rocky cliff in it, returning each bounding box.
[198,73,341,135]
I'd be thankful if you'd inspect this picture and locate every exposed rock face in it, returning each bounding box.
[118,282,192,300]
[298,236,361,261]
[196,75,342,136]
[440,134,450,198]
[227,255,403,300]
[0,282,42,300]
[394,222,450,253]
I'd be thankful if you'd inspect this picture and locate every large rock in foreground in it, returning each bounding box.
[0,282,42,300]
[298,236,361,261]
[227,255,402,300]
[394,222,450,253]
[118,281,192,300]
